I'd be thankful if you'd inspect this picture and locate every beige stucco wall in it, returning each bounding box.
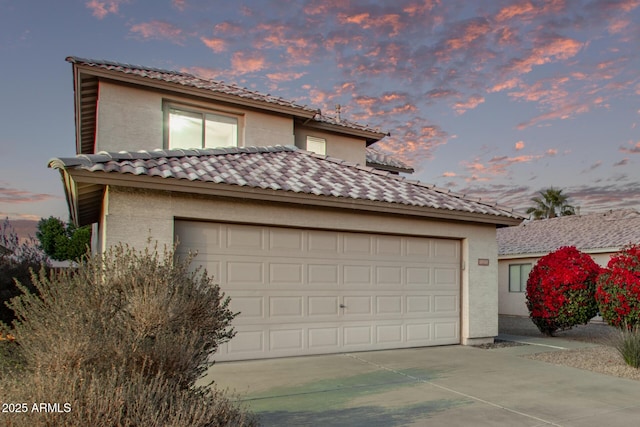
[100,186,502,344]
[95,81,294,152]
[294,125,366,165]
[498,252,614,317]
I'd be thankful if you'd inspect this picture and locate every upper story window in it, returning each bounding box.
[306,136,326,155]
[167,104,239,149]
[509,263,532,292]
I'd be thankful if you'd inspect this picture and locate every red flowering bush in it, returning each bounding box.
[526,246,600,336]
[596,244,640,329]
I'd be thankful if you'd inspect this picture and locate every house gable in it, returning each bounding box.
[67,57,388,167]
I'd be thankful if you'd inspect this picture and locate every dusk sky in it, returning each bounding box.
[1,0,639,223]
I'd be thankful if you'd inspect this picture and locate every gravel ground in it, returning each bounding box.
[498,315,640,381]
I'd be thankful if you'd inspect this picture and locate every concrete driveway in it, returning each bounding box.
[203,338,640,426]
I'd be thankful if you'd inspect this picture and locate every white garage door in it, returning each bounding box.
[175,221,460,361]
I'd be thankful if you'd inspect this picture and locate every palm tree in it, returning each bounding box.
[526,187,576,220]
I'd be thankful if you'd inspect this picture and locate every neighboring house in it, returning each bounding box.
[498,209,640,317]
[49,57,524,361]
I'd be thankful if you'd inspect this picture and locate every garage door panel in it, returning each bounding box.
[344,325,372,346]
[308,296,339,316]
[226,225,264,250]
[226,261,264,285]
[376,266,402,285]
[175,220,460,361]
[434,239,459,259]
[433,295,459,313]
[308,264,339,285]
[307,230,339,253]
[269,296,303,318]
[406,267,431,286]
[343,234,372,254]
[227,330,265,353]
[376,296,402,314]
[375,236,402,256]
[343,265,371,285]
[309,327,339,348]
[269,263,303,284]
[230,296,264,319]
[406,295,431,313]
[434,322,459,341]
[376,324,403,344]
[270,329,304,351]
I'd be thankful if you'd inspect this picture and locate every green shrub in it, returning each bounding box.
[612,324,640,368]
[1,244,257,426]
[526,246,601,336]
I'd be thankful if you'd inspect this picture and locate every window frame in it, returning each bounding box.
[163,101,243,149]
[508,263,532,293]
[306,135,327,155]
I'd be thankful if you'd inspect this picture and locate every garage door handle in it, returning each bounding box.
[340,304,346,308]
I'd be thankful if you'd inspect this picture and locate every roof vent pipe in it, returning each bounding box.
[335,104,341,123]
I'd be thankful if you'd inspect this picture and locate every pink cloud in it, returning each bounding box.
[505,36,583,74]
[515,141,525,150]
[495,1,537,22]
[443,172,457,177]
[337,12,404,37]
[454,94,485,114]
[172,0,186,11]
[86,0,127,19]
[231,52,266,74]
[266,71,307,83]
[446,18,492,50]
[517,100,592,129]
[0,186,56,203]
[620,141,640,154]
[130,20,184,43]
[489,77,520,93]
[214,22,244,36]
[201,37,227,53]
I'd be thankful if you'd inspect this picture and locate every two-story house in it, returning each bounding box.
[49,57,524,361]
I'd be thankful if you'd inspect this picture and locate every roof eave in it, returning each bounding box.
[300,119,388,143]
[72,62,318,116]
[366,162,414,174]
[55,168,523,227]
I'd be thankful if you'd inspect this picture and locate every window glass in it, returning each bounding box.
[169,109,202,149]
[168,106,238,149]
[306,136,326,155]
[509,263,532,292]
[205,113,238,147]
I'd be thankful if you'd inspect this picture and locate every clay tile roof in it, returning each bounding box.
[50,146,525,223]
[65,57,385,137]
[497,209,640,256]
[365,148,414,173]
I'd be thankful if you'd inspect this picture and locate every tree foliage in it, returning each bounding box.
[0,218,49,326]
[526,187,576,220]
[526,246,600,336]
[36,216,91,261]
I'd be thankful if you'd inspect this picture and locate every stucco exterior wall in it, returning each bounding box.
[294,125,366,165]
[498,252,615,316]
[95,81,294,152]
[101,186,502,344]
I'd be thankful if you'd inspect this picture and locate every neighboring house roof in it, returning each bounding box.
[66,56,388,154]
[49,146,525,228]
[497,209,640,257]
[365,148,414,174]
